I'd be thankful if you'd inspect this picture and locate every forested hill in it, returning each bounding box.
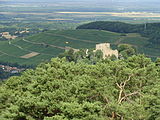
[77,21,160,45]
[0,55,160,119]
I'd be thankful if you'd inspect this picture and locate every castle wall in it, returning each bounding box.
[95,43,119,59]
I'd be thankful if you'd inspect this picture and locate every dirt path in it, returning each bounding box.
[112,34,139,50]
[0,52,4,57]
[146,54,160,58]
[9,40,55,57]
[114,36,126,45]
[46,32,140,52]
[45,33,99,44]
[0,50,19,58]
[12,43,25,50]
[22,38,67,50]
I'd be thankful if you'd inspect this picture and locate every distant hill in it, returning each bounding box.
[77,21,160,53]
[0,29,159,65]
[77,21,160,44]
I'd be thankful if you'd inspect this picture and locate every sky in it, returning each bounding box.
[0,0,159,3]
[0,0,159,2]
[1,0,159,12]
[3,0,158,6]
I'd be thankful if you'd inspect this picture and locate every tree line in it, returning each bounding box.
[77,21,160,44]
[58,44,137,63]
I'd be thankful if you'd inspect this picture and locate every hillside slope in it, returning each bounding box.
[77,21,160,45]
[0,29,158,65]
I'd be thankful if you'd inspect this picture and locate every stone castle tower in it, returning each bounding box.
[95,43,118,59]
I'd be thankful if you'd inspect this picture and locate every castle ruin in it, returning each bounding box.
[95,43,118,59]
[65,43,119,59]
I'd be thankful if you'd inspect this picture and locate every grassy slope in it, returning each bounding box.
[0,29,158,65]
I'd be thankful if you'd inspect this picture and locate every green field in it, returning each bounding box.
[0,29,159,65]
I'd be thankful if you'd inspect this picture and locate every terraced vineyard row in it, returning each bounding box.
[0,29,158,65]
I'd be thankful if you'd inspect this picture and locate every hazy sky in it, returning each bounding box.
[0,0,159,3]
[0,0,159,2]
[1,0,159,12]
[1,0,159,10]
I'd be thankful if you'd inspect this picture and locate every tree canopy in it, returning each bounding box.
[0,55,160,120]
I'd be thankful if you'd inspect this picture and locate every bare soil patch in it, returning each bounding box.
[20,52,39,59]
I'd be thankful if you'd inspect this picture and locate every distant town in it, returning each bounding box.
[0,64,25,74]
[0,30,30,40]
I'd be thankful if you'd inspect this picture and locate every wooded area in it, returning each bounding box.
[77,21,160,44]
[0,55,160,119]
